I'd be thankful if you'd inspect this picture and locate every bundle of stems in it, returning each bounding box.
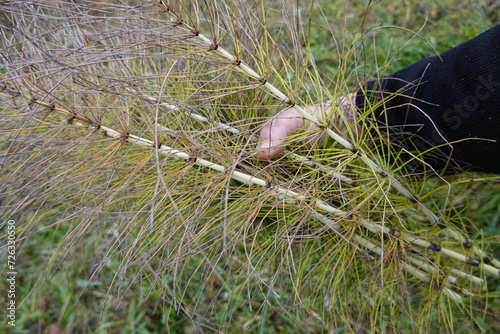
[1,0,499,332]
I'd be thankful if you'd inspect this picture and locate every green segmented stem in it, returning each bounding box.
[127,88,499,277]
[152,0,500,269]
[16,90,497,288]
[127,87,356,185]
[354,234,466,303]
[359,219,500,277]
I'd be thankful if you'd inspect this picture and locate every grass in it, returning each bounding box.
[1,0,499,333]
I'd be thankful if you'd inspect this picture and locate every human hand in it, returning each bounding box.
[256,94,358,159]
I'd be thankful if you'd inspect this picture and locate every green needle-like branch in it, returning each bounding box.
[152,0,500,270]
[6,86,494,298]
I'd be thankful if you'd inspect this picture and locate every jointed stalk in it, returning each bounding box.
[124,87,500,277]
[8,86,495,301]
[121,83,500,277]
[151,0,499,269]
[127,87,356,185]
[2,2,498,330]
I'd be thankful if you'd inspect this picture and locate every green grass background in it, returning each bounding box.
[1,0,499,333]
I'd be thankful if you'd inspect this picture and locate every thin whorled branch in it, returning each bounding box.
[5,85,496,300]
[1,1,498,331]
[119,87,500,279]
[151,0,500,269]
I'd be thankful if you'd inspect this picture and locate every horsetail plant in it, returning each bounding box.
[0,0,499,332]
[6,86,499,282]
[153,0,498,267]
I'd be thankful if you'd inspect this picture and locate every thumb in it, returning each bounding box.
[256,108,304,160]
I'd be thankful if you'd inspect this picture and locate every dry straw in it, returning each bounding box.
[0,0,499,332]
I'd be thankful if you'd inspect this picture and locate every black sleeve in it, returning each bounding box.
[356,24,500,174]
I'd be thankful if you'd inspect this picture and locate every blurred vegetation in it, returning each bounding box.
[1,0,499,333]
